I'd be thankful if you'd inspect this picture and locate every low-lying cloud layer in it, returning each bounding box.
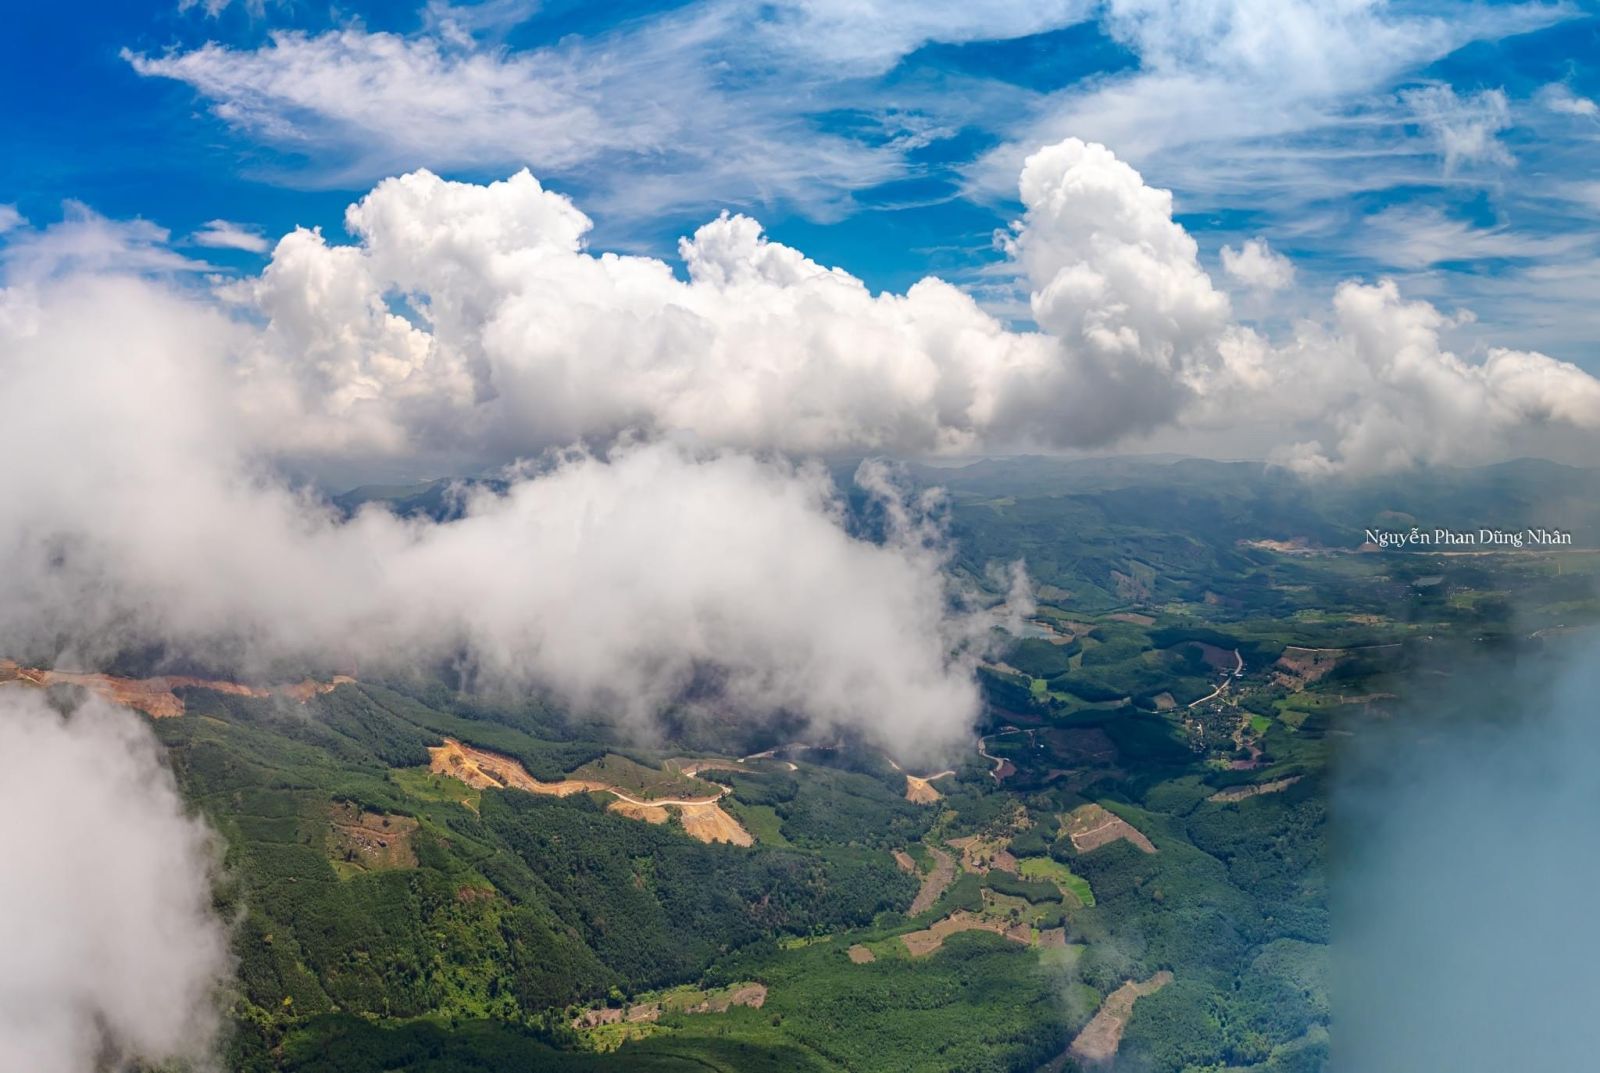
[0,272,1000,756]
[1334,642,1600,1071]
[0,691,231,1073]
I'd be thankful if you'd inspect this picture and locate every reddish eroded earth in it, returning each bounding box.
[0,659,353,718]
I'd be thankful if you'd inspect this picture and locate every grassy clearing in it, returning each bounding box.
[1018,857,1095,907]
[569,754,712,799]
[391,766,481,812]
[726,801,790,846]
[1248,714,1271,735]
[778,935,834,950]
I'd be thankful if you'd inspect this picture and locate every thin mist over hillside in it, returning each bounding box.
[1333,634,1600,1071]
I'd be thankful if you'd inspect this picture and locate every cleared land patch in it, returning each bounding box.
[572,981,768,1047]
[947,834,1020,875]
[1066,804,1156,854]
[429,738,605,795]
[1209,776,1303,803]
[327,803,417,872]
[909,845,957,915]
[1018,856,1095,907]
[900,910,1032,957]
[847,944,876,964]
[904,770,955,804]
[1068,971,1174,1066]
[573,753,716,799]
[608,799,671,824]
[674,801,754,845]
[0,659,352,719]
[429,738,752,845]
[392,766,482,813]
[1273,647,1348,688]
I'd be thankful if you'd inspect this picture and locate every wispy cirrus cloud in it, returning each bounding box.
[1402,83,1514,170]
[1537,81,1599,117]
[125,1,1098,223]
[970,0,1568,187]
[190,218,271,252]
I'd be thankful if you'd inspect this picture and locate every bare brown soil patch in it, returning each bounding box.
[1108,612,1155,626]
[892,849,918,873]
[910,845,957,915]
[1152,692,1176,711]
[328,803,417,870]
[1068,971,1173,1065]
[0,660,353,718]
[429,738,606,795]
[904,770,954,804]
[1066,804,1156,854]
[609,799,671,824]
[901,910,1032,957]
[1208,776,1303,803]
[676,801,753,846]
[847,944,876,964]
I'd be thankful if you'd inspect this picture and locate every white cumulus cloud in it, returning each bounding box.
[0,271,1017,761]
[1220,237,1295,291]
[199,140,1600,477]
[1537,82,1599,118]
[0,690,231,1073]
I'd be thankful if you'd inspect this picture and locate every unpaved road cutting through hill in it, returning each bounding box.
[429,738,752,845]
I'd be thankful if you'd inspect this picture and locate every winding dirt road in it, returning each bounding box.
[1185,649,1244,710]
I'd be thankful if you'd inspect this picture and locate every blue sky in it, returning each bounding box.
[4,0,1598,362]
